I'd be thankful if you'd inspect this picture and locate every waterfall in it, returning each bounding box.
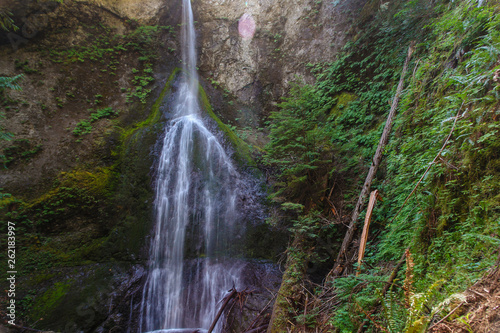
[139,0,244,331]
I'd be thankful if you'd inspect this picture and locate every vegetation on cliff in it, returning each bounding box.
[0,1,180,329]
[0,5,21,143]
[265,0,500,331]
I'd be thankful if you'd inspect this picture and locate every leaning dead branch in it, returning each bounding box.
[327,41,416,280]
[207,288,238,333]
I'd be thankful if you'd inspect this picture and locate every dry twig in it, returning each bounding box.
[427,301,465,331]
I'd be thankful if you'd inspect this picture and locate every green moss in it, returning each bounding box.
[329,92,357,118]
[33,166,113,199]
[30,281,73,321]
[120,68,180,143]
[198,85,255,166]
[0,195,21,209]
[59,167,115,196]
[0,166,118,247]
[28,167,114,212]
[30,273,57,285]
[68,236,108,262]
[357,0,382,26]
[268,238,308,332]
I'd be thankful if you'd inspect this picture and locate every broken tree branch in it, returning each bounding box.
[381,249,408,296]
[357,190,382,276]
[388,100,463,226]
[427,302,465,331]
[327,42,415,280]
[207,288,238,333]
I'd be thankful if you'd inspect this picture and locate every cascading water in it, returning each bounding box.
[139,0,245,331]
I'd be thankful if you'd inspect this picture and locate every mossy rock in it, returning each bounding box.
[120,68,180,144]
[268,238,307,333]
[199,84,255,167]
[330,92,358,118]
[30,281,73,323]
[20,167,117,235]
[27,263,137,332]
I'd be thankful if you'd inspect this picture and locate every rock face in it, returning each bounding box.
[195,0,367,112]
[0,0,154,196]
[3,0,367,110]
[0,0,366,331]
[77,0,164,23]
[0,1,171,331]
[70,0,368,121]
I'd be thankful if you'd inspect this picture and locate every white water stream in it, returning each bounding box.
[139,0,244,331]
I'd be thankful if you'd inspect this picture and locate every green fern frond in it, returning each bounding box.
[0,8,18,31]
[0,74,24,91]
[404,279,444,333]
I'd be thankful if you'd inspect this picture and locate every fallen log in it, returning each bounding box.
[327,41,415,280]
[207,288,238,333]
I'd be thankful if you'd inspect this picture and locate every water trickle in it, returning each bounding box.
[139,0,245,331]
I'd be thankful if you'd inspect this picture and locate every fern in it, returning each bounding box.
[0,8,18,31]
[0,113,13,142]
[0,74,24,91]
[381,290,407,333]
[404,280,443,332]
[0,75,23,144]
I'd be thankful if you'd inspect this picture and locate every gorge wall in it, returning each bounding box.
[0,0,368,331]
[196,0,367,120]
[1,0,367,193]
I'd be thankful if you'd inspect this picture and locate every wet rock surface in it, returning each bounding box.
[196,0,367,112]
[223,260,283,333]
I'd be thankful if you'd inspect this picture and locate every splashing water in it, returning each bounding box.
[139,0,245,331]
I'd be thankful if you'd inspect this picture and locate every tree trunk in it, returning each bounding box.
[327,42,415,280]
